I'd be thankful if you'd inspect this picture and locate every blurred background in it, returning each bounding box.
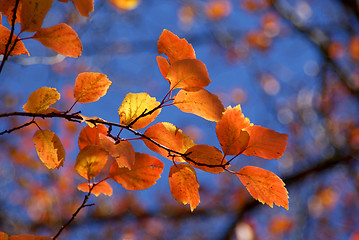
[1,0,359,239]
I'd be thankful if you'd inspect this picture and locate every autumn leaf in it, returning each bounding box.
[78,124,108,150]
[0,0,22,25]
[75,145,108,180]
[77,181,113,197]
[72,0,94,17]
[236,166,289,210]
[143,122,196,162]
[32,23,82,57]
[118,92,161,130]
[8,235,51,240]
[33,129,65,169]
[156,56,170,82]
[23,87,60,113]
[99,134,135,170]
[109,0,140,11]
[184,145,226,174]
[110,152,164,190]
[157,29,196,64]
[174,88,225,122]
[0,25,28,56]
[73,72,112,103]
[167,59,211,90]
[0,232,8,240]
[20,0,53,32]
[169,164,200,212]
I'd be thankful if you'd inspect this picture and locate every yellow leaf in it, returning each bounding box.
[110,152,164,190]
[0,25,29,56]
[72,0,94,17]
[236,166,289,210]
[75,145,108,180]
[109,0,140,11]
[20,0,53,32]
[73,72,112,103]
[33,129,65,169]
[77,181,113,197]
[169,164,200,212]
[23,87,60,113]
[118,92,161,130]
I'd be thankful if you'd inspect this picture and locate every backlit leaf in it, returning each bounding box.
[157,29,196,64]
[216,105,251,155]
[20,0,53,32]
[243,125,288,159]
[118,92,161,130]
[32,23,82,57]
[0,0,22,25]
[72,0,94,17]
[110,152,164,190]
[78,124,108,150]
[33,129,65,169]
[236,166,289,210]
[0,25,28,56]
[169,164,200,212]
[73,72,112,103]
[156,56,170,82]
[9,235,51,240]
[75,145,108,180]
[109,0,140,11]
[77,181,113,197]
[184,145,226,174]
[23,87,60,113]
[174,88,225,122]
[167,59,211,90]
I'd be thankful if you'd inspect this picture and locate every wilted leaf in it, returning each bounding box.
[72,0,94,17]
[9,235,51,240]
[0,0,22,25]
[143,122,195,162]
[0,25,28,56]
[157,29,196,64]
[167,59,211,90]
[23,87,60,113]
[73,72,112,103]
[174,88,225,122]
[109,0,140,11]
[33,129,65,169]
[169,164,200,212]
[184,145,226,173]
[156,56,170,82]
[110,152,164,190]
[32,23,82,57]
[78,124,108,150]
[20,0,53,32]
[75,145,108,180]
[77,181,113,197]
[118,92,161,130]
[236,166,289,210]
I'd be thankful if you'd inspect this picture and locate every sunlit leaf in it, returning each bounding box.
[109,0,140,11]
[169,164,200,212]
[8,235,51,240]
[174,88,225,122]
[72,0,94,17]
[156,56,170,82]
[0,25,28,56]
[143,122,196,162]
[77,181,113,197]
[0,0,22,25]
[33,129,65,169]
[243,125,288,159]
[118,92,161,130]
[75,145,108,180]
[184,145,226,174]
[78,124,108,150]
[236,166,289,210]
[73,72,112,103]
[157,29,196,64]
[23,87,60,113]
[20,0,53,32]
[216,105,251,155]
[110,152,164,190]
[32,23,82,58]
[167,59,211,90]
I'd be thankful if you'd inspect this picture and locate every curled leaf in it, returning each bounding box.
[23,87,60,113]
[75,145,108,180]
[77,181,113,197]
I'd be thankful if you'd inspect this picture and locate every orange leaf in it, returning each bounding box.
[77,181,113,197]
[169,164,200,212]
[75,145,108,180]
[20,0,53,32]
[236,166,289,210]
[0,25,28,56]
[157,29,196,64]
[73,72,112,103]
[23,87,60,113]
[156,56,170,82]
[174,88,225,122]
[184,144,226,174]
[243,125,288,159]
[110,152,164,190]
[216,105,251,155]
[0,0,22,25]
[143,122,196,162]
[109,0,140,11]
[118,92,161,130]
[33,129,65,169]
[0,232,8,240]
[99,134,135,170]
[32,23,82,57]
[72,0,94,17]
[78,124,108,150]
[9,235,51,240]
[167,59,211,90]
